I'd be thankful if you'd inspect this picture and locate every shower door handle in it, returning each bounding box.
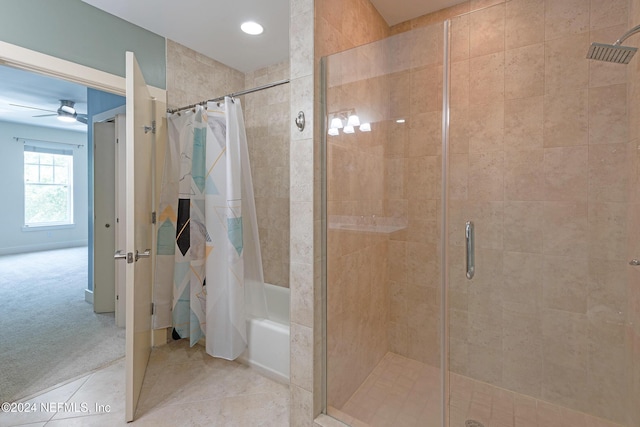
[465,221,475,280]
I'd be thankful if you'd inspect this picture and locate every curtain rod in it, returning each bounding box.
[14,137,84,148]
[167,78,290,114]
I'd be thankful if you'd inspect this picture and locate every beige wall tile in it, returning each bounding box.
[545,0,590,40]
[543,89,589,147]
[506,0,545,50]
[450,107,470,154]
[545,33,590,95]
[588,202,627,260]
[504,96,543,151]
[502,251,543,306]
[590,0,628,30]
[543,201,589,257]
[505,43,545,99]
[504,149,545,201]
[468,102,504,153]
[469,52,505,105]
[451,15,470,63]
[588,259,627,322]
[469,3,505,58]
[468,152,504,201]
[543,146,588,201]
[503,201,544,253]
[589,143,629,202]
[588,83,628,145]
[450,60,470,108]
[542,255,589,313]
[450,153,469,201]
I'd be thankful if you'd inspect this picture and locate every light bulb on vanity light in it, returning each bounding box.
[330,116,343,129]
[328,127,339,136]
[343,125,355,134]
[359,123,371,132]
[347,114,360,127]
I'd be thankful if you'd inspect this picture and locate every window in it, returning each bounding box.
[24,144,74,227]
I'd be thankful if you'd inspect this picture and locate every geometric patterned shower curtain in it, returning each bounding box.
[154,99,266,360]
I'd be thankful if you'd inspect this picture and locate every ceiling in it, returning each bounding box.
[0,65,87,132]
[82,0,463,73]
[370,0,463,26]
[82,0,290,73]
[0,0,463,132]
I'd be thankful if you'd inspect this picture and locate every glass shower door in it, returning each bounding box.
[446,4,632,426]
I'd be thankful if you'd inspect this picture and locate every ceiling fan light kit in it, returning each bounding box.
[11,99,88,124]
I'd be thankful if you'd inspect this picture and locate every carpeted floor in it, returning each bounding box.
[0,246,125,403]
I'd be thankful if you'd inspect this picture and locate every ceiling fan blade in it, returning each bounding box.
[9,103,57,113]
[33,113,57,117]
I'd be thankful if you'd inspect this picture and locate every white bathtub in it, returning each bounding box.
[238,283,290,383]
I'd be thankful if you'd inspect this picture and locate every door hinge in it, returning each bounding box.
[144,120,156,135]
[151,303,155,315]
[127,252,134,264]
[116,295,119,301]
[151,211,156,224]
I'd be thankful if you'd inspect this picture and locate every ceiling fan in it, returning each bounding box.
[10,99,88,124]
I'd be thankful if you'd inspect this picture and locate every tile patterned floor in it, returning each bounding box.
[329,352,624,427]
[0,340,289,427]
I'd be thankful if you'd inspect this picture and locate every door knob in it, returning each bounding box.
[114,250,133,263]
[135,249,151,262]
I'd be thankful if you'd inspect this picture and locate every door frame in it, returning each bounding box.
[0,40,166,305]
[0,41,165,99]
[0,39,167,406]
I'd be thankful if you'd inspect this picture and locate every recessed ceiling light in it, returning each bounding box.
[396,119,406,124]
[241,21,264,35]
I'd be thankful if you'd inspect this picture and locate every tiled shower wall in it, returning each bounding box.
[166,41,290,289]
[166,40,245,111]
[245,61,291,288]
[391,0,630,423]
[384,23,444,368]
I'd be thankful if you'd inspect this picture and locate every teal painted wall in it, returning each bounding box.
[0,0,166,89]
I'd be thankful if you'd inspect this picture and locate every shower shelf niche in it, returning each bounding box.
[328,215,406,234]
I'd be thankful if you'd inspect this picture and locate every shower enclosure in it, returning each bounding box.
[323,4,637,427]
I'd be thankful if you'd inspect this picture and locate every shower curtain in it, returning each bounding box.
[154,98,267,360]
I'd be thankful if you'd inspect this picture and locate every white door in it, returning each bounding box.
[94,121,116,313]
[122,51,155,422]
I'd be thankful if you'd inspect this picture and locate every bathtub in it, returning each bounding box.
[238,283,290,383]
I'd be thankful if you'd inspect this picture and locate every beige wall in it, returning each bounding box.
[245,61,291,287]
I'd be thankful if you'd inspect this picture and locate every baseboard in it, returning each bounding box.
[85,289,93,304]
[0,240,88,256]
[152,328,169,347]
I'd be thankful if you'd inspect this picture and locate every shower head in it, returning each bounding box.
[587,23,640,64]
[586,43,637,64]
